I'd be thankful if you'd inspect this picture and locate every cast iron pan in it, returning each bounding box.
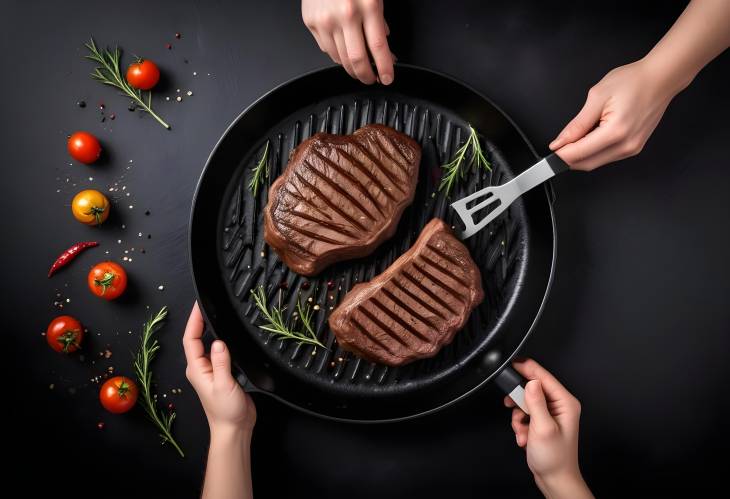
[190,64,556,422]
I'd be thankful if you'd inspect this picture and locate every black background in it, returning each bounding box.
[3,1,729,497]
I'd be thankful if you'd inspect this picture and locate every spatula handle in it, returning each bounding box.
[545,152,570,175]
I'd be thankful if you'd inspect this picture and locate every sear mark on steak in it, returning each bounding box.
[328,218,484,366]
[264,124,421,276]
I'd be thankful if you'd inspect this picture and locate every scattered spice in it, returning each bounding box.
[301,281,311,290]
[77,100,86,108]
[327,280,335,290]
[166,43,172,50]
[175,32,181,39]
[97,422,105,430]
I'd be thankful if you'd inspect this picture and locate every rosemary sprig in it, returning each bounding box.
[439,125,491,196]
[133,307,185,458]
[248,141,270,197]
[84,38,170,130]
[250,285,326,349]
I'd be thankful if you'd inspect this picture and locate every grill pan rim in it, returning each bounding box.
[189,63,556,423]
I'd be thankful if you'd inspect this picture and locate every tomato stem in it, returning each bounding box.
[85,206,106,226]
[94,272,115,295]
[58,330,81,353]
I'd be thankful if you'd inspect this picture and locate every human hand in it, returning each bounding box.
[302,0,394,85]
[183,302,256,436]
[505,359,593,499]
[550,58,679,171]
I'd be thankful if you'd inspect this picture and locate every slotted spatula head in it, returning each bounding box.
[451,153,569,239]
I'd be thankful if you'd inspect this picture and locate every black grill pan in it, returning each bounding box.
[190,65,557,422]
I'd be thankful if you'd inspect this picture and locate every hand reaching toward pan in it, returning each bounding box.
[505,358,594,499]
[184,303,256,499]
[301,0,394,85]
[552,0,730,170]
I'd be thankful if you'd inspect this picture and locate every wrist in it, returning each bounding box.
[210,422,253,446]
[534,468,592,499]
[640,51,697,99]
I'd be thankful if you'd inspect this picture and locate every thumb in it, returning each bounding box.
[550,90,604,150]
[211,340,234,389]
[525,380,555,431]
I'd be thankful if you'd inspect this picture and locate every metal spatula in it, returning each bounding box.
[451,152,569,239]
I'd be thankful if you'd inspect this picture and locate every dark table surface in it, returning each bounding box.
[3,1,729,497]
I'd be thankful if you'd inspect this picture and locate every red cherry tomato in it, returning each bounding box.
[67,131,102,164]
[88,261,128,300]
[126,59,160,90]
[99,376,138,414]
[46,315,84,353]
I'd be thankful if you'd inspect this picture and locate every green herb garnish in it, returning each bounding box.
[439,125,491,196]
[248,141,270,197]
[133,307,184,457]
[250,285,326,349]
[84,38,170,130]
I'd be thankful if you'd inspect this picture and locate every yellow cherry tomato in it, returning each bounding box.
[71,189,110,226]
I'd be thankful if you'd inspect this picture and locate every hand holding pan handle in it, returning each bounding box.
[495,366,530,414]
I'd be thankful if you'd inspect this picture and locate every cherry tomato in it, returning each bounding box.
[46,315,84,353]
[126,59,160,90]
[99,376,138,414]
[67,131,102,164]
[88,261,127,300]
[71,189,110,226]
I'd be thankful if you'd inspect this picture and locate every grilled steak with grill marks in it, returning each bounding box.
[264,124,421,276]
[328,218,484,366]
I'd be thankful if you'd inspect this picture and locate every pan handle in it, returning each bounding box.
[495,366,530,414]
[236,372,262,393]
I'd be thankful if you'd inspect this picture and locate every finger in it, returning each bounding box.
[343,23,376,84]
[504,395,516,408]
[555,120,623,167]
[182,302,206,363]
[511,408,529,447]
[524,380,556,433]
[550,89,604,150]
[211,340,235,390]
[333,30,356,78]
[319,32,341,64]
[562,141,625,171]
[512,358,572,403]
[363,14,393,84]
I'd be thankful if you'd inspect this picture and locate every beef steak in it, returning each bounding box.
[264,124,421,276]
[328,218,484,366]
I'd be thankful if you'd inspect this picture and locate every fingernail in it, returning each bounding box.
[381,74,393,85]
[212,341,225,353]
[549,140,559,150]
[515,434,521,445]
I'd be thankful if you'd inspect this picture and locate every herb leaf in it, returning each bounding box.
[84,38,170,130]
[439,125,491,196]
[133,307,185,457]
[250,285,326,349]
[248,141,270,197]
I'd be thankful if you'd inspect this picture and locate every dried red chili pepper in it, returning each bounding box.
[48,241,99,277]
